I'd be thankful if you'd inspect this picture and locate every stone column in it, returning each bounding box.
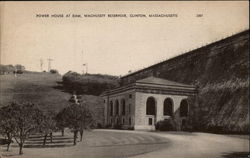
[156,96,164,123]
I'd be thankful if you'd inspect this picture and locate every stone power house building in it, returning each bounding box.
[101,76,197,130]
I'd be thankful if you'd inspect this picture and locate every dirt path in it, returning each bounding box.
[124,131,249,158]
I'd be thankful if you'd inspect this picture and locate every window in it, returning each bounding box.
[121,99,126,115]
[115,100,119,115]
[129,94,132,98]
[148,118,153,125]
[122,118,125,125]
[104,100,105,103]
[146,97,156,115]
[110,101,113,116]
[164,98,174,116]
[129,117,131,125]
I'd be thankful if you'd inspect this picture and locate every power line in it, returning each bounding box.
[40,59,43,72]
[47,58,53,72]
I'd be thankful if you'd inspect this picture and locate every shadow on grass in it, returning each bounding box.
[24,140,74,145]
[11,134,75,149]
[221,152,249,158]
[27,137,72,142]
[1,152,19,157]
[23,144,73,148]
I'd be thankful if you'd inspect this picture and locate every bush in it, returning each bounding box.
[155,119,177,131]
[16,70,23,74]
[62,71,119,95]
[114,124,122,129]
[50,69,58,74]
[105,124,112,128]
[113,124,122,130]
[128,127,134,130]
[96,123,103,129]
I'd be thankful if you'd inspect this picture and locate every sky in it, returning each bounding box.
[0,1,249,76]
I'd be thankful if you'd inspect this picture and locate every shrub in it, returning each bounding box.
[16,70,23,74]
[96,123,103,129]
[62,71,119,95]
[105,124,112,128]
[50,69,58,74]
[128,127,134,130]
[155,119,177,131]
[113,124,122,130]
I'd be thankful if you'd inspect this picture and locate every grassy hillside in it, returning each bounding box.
[0,72,104,125]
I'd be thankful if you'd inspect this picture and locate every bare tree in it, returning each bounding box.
[0,106,15,151]
[56,108,68,136]
[79,104,94,142]
[58,103,94,145]
[1,102,43,155]
[39,111,57,146]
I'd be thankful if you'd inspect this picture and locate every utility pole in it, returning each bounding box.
[47,58,53,72]
[82,50,88,75]
[83,63,88,74]
[40,59,43,72]
[82,50,84,74]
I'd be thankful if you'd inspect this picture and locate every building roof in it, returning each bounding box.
[101,76,197,97]
[136,76,194,88]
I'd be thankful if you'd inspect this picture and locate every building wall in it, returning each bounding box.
[134,92,189,130]
[103,89,136,128]
[103,89,195,131]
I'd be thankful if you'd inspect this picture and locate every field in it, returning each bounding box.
[0,72,104,124]
[0,72,70,111]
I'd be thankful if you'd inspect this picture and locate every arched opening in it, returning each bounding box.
[164,98,174,116]
[115,100,119,115]
[146,97,156,115]
[121,99,125,115]
[110,101,113,116]
[180,99,188,117]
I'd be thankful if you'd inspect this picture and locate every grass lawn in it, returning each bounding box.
[0,72,70,111]
[0,72,104,123]
[0,130,169,158]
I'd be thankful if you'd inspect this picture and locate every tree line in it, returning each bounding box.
[0,102,94,155]
[62,71,119,95]
[0,64,25,75]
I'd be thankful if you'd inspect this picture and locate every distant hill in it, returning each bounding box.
[0,72,104,125]
[120,30,249,133]
[62,71,119,95]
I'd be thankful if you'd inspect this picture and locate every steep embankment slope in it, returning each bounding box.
[0,72,104,125]
[160,31,249,133]
[122,30,249,133]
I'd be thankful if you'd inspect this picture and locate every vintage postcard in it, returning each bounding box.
[0,1,249,158]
